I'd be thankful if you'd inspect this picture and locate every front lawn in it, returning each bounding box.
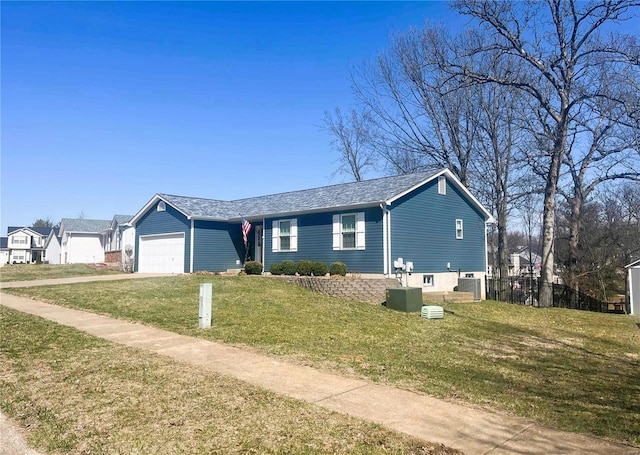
[1,307,452,454]
[6,275,640,446]
[0,263,123,282]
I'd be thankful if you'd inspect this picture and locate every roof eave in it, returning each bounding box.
[129,194,192,226]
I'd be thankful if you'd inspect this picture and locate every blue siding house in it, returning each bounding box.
[130,169,493,294]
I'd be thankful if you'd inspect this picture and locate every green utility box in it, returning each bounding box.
[385,287,423,312]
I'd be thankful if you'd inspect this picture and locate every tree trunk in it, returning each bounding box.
[539,127,566,307]
[566,196,582,290]
[497,199,509,280]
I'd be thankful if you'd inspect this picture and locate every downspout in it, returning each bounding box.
[262,218,266,271]
[190,219,194,273]
[381,203,388,276]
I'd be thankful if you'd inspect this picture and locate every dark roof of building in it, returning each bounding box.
[132,169,493,224]
[157,170,450,220]
[7,226,53,237]
[0,237,7,249]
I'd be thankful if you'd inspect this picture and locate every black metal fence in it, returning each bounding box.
[485,277,625,314]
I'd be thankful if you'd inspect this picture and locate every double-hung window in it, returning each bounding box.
[272,219,297,252]
[456,219,464,239]
[333,213,365,250]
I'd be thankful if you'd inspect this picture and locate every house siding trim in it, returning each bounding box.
[190,219,195,273]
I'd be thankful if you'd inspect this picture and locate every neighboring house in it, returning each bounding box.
[130,169,494,297]
[6,226,53,264]
[0,237,9,266]
[487,247,542,278]
[43,228,61,264]
[509,248,542,277]
[626,259,640,316]
[104,215,135,267]
[59,218,111,264]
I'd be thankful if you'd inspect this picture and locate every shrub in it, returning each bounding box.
[329,261,347,276]
[311,261,328,276]
[280,260,297,276]
[269,262,283,275]
[296,260,313,276]
[244,261,263,275]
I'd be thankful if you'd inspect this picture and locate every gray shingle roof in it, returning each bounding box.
[159,170,441,220]
[61,218,111,233]
[113,215,133,225]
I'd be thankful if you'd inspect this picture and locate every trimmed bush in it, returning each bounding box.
[296,260,313,276]
[280,260,297,276]
[311,261,328,276]
[244,261,263,275]
[269,262,283,275]
[329,261,347,276]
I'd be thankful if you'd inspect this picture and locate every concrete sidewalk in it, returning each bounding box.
[0,272,170,289]
[1,279,638,455]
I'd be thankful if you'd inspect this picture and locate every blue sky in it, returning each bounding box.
[1,1,463,234]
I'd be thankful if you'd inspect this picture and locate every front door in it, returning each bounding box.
[255,226,263,264]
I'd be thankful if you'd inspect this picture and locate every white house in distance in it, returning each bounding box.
[59,218,111,264]
[0,237,9,266]
[626,259,639,316]
[43,228,61,264]
[6,226,52,264]
[104,215,135,268]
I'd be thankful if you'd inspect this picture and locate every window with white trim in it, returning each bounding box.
[423,274,434,287]
[333,212,365,250]
[438,176,446,195]
[12,235,27,245]
[456,219,464,239]
[272,219,297,252]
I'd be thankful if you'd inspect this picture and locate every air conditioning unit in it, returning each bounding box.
[421,305,444,319]
[457,277,481,301]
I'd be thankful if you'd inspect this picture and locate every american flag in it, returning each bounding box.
[241,217,252,246]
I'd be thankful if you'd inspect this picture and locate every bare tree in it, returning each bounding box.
[451,0,640,306]
[351,25,480,185]
[559,88,640,289]
[348,24,527,278]
[321,108,377,182]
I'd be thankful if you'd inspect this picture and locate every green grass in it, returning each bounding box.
[0,263,123,282]
[6,275,640,446]
[0,306,456,455]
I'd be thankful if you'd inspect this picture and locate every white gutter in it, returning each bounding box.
[190,219,194,273]
[387,209,392,277]
[381,203,388,276]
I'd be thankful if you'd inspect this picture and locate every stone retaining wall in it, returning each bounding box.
[280,276,401,304]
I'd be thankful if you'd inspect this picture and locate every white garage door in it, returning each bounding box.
[138,233,185,274]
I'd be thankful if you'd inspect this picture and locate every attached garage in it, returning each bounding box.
[138,233,185,274]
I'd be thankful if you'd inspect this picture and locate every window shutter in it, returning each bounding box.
[290,219,298,252]
[355,212,366,250]
[332,214,340,250]
[272,220,279,252]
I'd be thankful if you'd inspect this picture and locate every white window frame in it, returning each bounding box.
[438,176,446,195]
[157,201,166,212]
[456,219,464,239]
[12,235,27,245]
[333,212,365,250]
[272,219,297,252]
[423,274,434,287]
